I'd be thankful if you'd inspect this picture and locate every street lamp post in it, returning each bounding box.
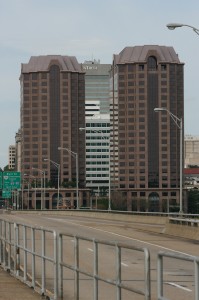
[79,127,111,211]
[21,179,30,209]
[24,174,37,209]
[58,147,79,209]
[44,159,60,209]
[32,167,45,210]
[23,179,30,209]
[27,182,30,209]
[21,177,24,210]
[167,23,199,36]
[154,107,183,214]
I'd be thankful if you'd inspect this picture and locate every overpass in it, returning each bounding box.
[0,210,199,299]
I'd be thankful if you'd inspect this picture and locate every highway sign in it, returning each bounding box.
[2,190,11,199]
[0,172,2,189]
[3,172,21,190]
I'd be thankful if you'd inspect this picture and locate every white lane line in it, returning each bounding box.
[121,262,128,267]
[88,248,94,252]
[165,282,192,292]
[46,217,192,256]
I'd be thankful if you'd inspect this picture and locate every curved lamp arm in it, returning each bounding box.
[167,23,199,36]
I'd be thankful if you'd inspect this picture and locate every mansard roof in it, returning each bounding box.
[114,45,182,64]
[21,55,83,73]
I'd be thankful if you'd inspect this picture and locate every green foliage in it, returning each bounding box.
[187,189,199,213]
[92,197,108,210]
[45,180,54,188]
[111,191,127,211]
[61,180,76,188]
[188,165,199,168]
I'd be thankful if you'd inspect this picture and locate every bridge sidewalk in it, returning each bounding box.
[0,267,43,300]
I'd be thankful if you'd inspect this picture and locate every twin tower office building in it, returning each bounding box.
[20,45,184,211]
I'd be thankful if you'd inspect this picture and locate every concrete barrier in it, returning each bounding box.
[164,217,199,240]
[12,209,168,225]
[10,210,199,240]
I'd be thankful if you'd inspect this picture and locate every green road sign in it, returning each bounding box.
[0,172,2,189]
[2,190,11,199]
[3,172,21,190]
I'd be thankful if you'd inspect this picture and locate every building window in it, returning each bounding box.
[128,74,134,79]
[139,88,145,93]
[32,73,38,80]
[41,73,47,79]
[139,64,144,71]
[171,192,176,196]
[24,74,29,81]
[161,64,167,71]
[128,65,134,72]
[148,56,157,71]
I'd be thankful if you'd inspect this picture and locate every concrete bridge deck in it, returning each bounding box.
[0,267,43,300]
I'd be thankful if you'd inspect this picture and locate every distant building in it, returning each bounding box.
[184,168,199,188]
[20,55,86,208]
[85,100,100,117]
[82,60,111,114]
[110,45,184,212]
[184,135,199,167]
[8,145,16,169]
[82,60,111,197]
[81,114,110,196]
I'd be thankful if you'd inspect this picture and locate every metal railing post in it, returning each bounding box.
[41,230,46,294]
[195,260,199,300]
[58,233,63,298]
[144,248,151,300]
[31,227,35,288]
[3,220,6,267]
[0,220,2,264]
[14,223,20,277]
[23,226,27,282]
[53,231,58,300]
[8,222,11,270]
[93,240,98,300]
[157,253,163,299]
[74,236,79,300]
[116,245,121,300]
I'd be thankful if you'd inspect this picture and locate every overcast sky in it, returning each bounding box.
[0,0,199,168]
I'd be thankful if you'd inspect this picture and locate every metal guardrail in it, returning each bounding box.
[157,251,199,300]
[0,219,58,298]
[169,217,199,227]
[58,233,151,300]
[1,217,199,300]
[0,218,151,300]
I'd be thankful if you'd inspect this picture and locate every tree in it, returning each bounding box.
[187,188,199,214]
[111,191,127,211]
[188,165,199,168]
